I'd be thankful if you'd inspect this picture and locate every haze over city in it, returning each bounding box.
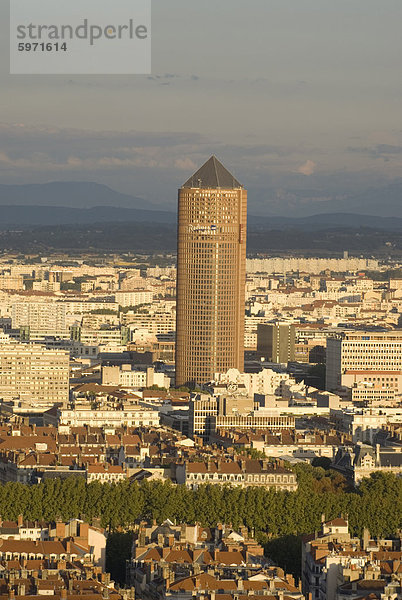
[1,0,402,216]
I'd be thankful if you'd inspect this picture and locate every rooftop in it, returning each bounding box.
[181,156,243,189]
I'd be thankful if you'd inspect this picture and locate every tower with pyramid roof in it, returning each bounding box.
[175,156,247,387]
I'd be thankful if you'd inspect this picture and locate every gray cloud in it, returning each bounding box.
[348,144,402,158]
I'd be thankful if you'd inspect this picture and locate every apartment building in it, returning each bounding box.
[0,340,69,405]
[213,367,300,398]
[102,365,169,389]
[330,407,402,443]
[213,429,350,461]
[11,301,68,338]
[87,464,126,484]
[59,402,160,429]
[0,273,24,290]
[302,516,402,600]
[177,458,297,491]
[127,519,303,600]
[114,290,154,308]
[247,257,378,274]
[326,331,402,395]
[333,442,402,484]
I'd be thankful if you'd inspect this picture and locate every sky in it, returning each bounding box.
[1,0,402,215]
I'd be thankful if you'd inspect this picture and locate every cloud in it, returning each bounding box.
[348,144,402,158]
[296,160,317,176]
[174,158,197,170]
[0,123,298,178]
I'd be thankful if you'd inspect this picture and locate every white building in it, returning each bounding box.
[114,291,154,308]
[326,331,402,393]
[102,365,169,389]
[213,367,303,398]
[59,403,160,429]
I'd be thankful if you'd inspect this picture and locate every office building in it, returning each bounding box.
[189,393,295,442]
[176,156,247,386]
[326,330,402,394]
[257,323,296,363]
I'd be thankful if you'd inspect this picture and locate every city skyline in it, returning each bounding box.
[0,0,400,597]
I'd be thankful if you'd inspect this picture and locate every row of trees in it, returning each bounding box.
[0,466,400,539]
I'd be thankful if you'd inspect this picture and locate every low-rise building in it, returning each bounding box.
[302,516,402,600]
[176,459,297,491]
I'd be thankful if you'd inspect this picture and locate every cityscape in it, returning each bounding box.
[1,2,402,600]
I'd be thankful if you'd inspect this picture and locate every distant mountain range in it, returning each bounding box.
[250,180,402,218]
[0,205,401,231]
[0,205,176,227]
[0,181,401,230]
[0,182,152,210]
[248,213,402,231]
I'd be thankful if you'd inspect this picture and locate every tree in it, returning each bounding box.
[311,457,332,470]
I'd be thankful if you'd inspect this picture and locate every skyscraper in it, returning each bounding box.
[175,156,247,387]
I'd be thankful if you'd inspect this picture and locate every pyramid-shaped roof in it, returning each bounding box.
[181,156,243,189]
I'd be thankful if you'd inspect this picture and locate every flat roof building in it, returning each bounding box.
[0,340,69,405]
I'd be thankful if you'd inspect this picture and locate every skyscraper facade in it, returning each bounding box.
[175,156,247,387]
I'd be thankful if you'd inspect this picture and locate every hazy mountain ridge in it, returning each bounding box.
[0,182,155,210]
[0,205,176,226]
[0,181,401,227]
[0,205,401,231]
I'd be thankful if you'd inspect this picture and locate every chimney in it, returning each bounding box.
[18,514,23,527]
[56,522,66,539]
[362,528,370,550]
[79,522,89,540]
[139,529,146,547]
